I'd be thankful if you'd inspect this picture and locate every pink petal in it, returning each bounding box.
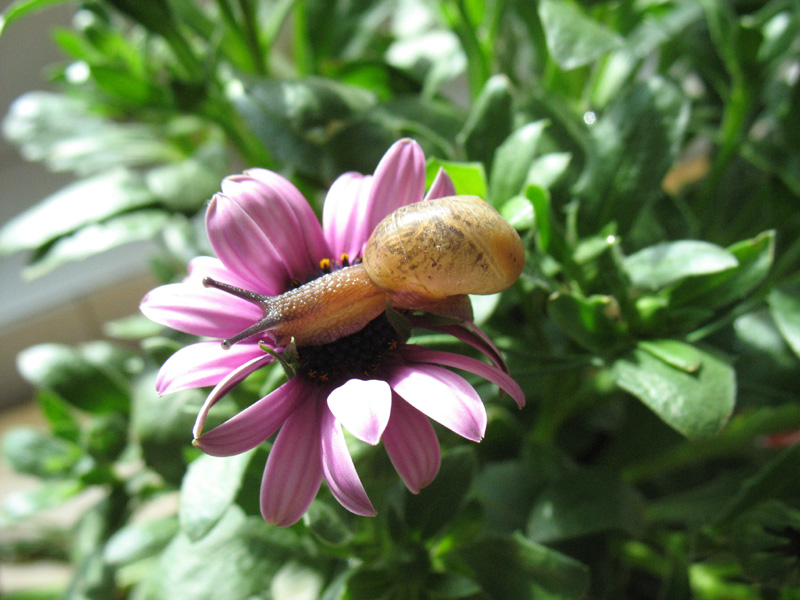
[260,393,324,526]
[245,169,330,264]
[424,167,457,200]
[320,407,376,516]
[411,317,507,370]
[363,138,426,235]
[156,340,266,395]
[140,282,262,339]
[389,363,487,442]
[222,171,329,282]
[185,256,253,289]
[327,379,391,445]
[205,194,291,294]
[383,395,441,493]
[401,345,525,408]
[192,350,277,437]
[194,374,303,456]
[322,172,374,260]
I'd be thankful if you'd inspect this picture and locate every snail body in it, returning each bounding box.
[204,195,525,347]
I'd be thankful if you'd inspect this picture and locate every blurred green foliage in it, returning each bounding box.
[2,0,800,598]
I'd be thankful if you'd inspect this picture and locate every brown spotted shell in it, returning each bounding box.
[362,195,525,301]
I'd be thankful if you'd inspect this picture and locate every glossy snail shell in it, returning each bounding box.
[363,195,525,304]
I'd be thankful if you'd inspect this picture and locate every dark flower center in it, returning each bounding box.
[292,255,406,383]
[296,312,401,385]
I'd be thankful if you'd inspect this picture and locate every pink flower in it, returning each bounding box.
[140,139,524,526]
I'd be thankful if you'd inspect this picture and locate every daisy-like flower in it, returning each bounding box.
[140,139,524,526]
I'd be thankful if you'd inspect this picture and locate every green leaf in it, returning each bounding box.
[81,340,141,380]
[386,26,465,98]
[457,74,513,171]
[371,97,464,152]
[83,413,128,463]
[325,116,403,178]
[610,341,735,439]
[36,388,81,443]
[574,77,689,233]
[538,0,623,70]
[325,97,465,177]
[405,447,477,540]
[500,195,534,230]
[167,0,253,73]
[64,549,116,600]
[591,2,704,106]
[460,533,590,600]
[525,152,572,190]
[548,292,628,353]
[103,314,164,341]
[131,373,202,486]
[1,480,84,524]
[67,485,128,598]
[526,184,551,251]
[527,468,645,542]
[426,572,482,599]
[0,169,155,255]
[1,427,81,479]
[304,501,354,548]
[138,506,294,600]
[2,92,178,175]
[426,159,487,198]
[473,460,543,534]
[102,0,179,41]
[647,473,747,528]
[769,285,800,361]
[0,0,71,37]
[304,0,393,67]
[670,230,775,310]
[232,76,376,178]
[23,210,170,278]
[714,445,800,527]
[343,566,397,600]
[16,343,130,414]
[271,563,324,600]
[623,240,738,290]
[729,310,800,402]
[145,143,228,212]
[179,451,256,542]
[638,339,702,373]
[489,120,549,203]
[88,64,155,105]
[104,516,179,567]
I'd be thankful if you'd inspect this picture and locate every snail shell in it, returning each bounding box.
[363,195,525,305]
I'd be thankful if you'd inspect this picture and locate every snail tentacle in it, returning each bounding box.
[203,277,281,348]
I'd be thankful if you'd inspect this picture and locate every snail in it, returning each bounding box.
[203,195,525,347]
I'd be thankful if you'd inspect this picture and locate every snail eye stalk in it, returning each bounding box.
[203,277,277,349]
